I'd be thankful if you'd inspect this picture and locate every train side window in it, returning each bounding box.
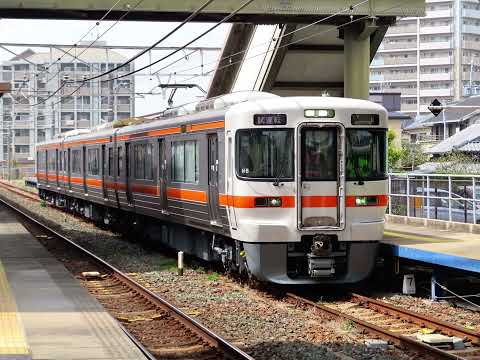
[134,143,153,180]
[134,144,145,179]
[37,151,46,170]
[117,146,123,176]
[172,140,199,183]
[87,148,100,175]
[47,150,56,172]
[71,149,81,174]
[108,147,114,176]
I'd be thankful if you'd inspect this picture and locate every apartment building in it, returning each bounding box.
[370,0,480,116]
[0,42,134,176]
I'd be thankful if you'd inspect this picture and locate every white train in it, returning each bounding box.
[37,91,388,284]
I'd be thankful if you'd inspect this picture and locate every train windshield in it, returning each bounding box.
[236,128,294,180]
[346,129,386,181]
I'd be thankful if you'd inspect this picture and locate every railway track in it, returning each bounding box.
[287,293,480,360]
[0,180,39,201]
[0,195,253,360]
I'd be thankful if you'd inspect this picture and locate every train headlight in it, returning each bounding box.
[269,197,282,207]
[254,197,282,207]
[355,196,378,206]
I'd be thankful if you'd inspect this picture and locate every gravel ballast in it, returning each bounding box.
[0,186,442,360]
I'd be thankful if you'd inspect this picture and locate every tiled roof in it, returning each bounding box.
[427,123,480,154]
[458,142,480,153]
[423,96,480,124]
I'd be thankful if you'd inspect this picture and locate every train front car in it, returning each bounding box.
[225,97,388,284]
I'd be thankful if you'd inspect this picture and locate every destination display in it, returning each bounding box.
[253,114,287,125]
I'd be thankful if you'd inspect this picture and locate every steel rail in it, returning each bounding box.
[286,293,462,360]
[0,181,39,201]
[0,195,254,360]
[351,293,480,345]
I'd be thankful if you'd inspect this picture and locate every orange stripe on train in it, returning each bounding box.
[167,188,207,203]
[36,120,224,150]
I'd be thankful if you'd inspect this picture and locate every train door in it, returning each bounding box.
[55,149,59,188]
[208,134,221,226]
[82,146,87,194]
[158,139,168,213]
[298,124,345,230]
[101,144,107,199]
[67,148,71,191]
[125,143,132,205]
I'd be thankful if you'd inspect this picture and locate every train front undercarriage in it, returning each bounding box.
[39,189,378,285]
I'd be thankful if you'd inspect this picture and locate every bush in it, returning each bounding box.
[399,142,430,170]
[387,130,402,170]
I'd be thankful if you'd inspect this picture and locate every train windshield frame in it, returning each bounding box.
[346,128,387,181]
[236,128,294,181]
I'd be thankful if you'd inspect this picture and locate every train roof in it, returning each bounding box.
[36,92,387,147]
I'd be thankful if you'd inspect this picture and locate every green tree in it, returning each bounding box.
[387,129,402,170]
[400,142,430,170]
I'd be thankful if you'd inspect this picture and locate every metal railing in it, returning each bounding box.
[388,173,480,224]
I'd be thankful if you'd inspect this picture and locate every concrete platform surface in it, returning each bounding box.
[0,204,146,360]
[383,221,480,273]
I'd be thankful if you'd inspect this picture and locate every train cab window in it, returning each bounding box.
[71,149,81,174]
[87,148,100,175]
[346,129,386,181]
[236,129,293,180]
[301,127,337,181]
[172,140,199,183]
[108,147,114,176]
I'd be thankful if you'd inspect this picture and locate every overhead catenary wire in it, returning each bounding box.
[159,1,406,108]
[35,0,406,110]
[30,0,147,107]
[169,0,370,78]
[31,0,217,108]
[79,0,216,83]
[39,0,254,107]
[58,0,359,102]
[36,0,124,79]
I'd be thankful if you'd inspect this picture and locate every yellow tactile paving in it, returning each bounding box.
[0,260,30,357]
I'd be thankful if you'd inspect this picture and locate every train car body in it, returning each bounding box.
[36,91,388,285]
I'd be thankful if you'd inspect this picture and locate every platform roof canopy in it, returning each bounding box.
[0,0,424,22]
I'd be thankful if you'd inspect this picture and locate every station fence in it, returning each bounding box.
[388,173,480,224]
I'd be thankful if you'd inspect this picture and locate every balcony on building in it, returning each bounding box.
[463,8,480,18]
[420,25,452,35]
[420,88,453,97]
[420,72,453,81]
[386,24,417,35]
[420,41,453,50]
[384,56,417,66]
[370,73,384,81]
[400,102,418,111]
[379,41,417,51]
[462,25,480,35]
[427,9,453,18]
[398,87,418,96]
[370,57,385,66]
[419,56,453,65]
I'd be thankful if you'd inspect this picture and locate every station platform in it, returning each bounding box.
[0,204,146,360]
[382,220,480,274]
